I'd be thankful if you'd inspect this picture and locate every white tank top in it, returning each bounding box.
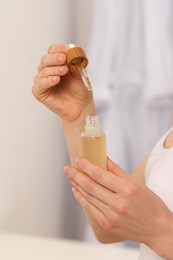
[138,127,173,260]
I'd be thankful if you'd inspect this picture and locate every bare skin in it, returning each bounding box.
[32,44,173,259]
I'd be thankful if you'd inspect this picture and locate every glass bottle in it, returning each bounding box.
[79,115,107,169]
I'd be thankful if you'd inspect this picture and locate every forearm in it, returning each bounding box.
[61,101,124,243]
[60,101,96,166]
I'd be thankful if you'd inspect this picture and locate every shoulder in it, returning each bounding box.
[132,126,173,183]
[132,153,150,183]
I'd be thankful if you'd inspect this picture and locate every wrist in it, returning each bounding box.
[148,211,173,259]
[60,102,96,130]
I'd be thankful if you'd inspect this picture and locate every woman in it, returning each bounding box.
[32,44,173,260]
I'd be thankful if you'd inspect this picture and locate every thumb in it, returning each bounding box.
[107,157,129,178]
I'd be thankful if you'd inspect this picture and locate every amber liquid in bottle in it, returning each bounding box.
[80,116,107,169]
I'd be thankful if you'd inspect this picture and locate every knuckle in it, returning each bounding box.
[84,179,94,193]
[92,168,102,182]
[109,194,128,214]
[34,74,38,84]
[109,198,118,209]
[107,210,117,223]
[102,219,114,231]
[52,75,60,84]
[41,67,47,77]
[40,54,47,67]
[116,198,128,214]
[125,181,138,196]
[48,44,55,53]
[100,210,118,231]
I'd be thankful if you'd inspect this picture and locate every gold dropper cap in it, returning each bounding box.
[65,44,88,73]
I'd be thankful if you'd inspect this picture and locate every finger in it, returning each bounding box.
[75,157,127,193]
[76,184,121,229]
[39,65,68,79]
[65,165,116,205]
[34,66,67,84]
[38,53,66,71]
[72,187,108,227]
[32,76,60,97]
[70,179,108,208]
[39,75,61,89]
[48,44,69,54]
[107,157,128,178]
[71,180,111,214]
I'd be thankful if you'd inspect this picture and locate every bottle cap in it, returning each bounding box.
[65,45,88,73]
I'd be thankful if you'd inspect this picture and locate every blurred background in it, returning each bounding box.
[1,0,173,245]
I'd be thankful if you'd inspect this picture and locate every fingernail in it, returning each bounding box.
[72,187,77,193]
[64,165,69,173]
[76,158,80,167]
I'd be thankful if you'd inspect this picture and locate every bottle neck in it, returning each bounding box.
[84,115,100,130]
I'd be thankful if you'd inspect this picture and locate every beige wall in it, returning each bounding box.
[0,0,95,239]
[0,0,71,237]
[73,0,93,49]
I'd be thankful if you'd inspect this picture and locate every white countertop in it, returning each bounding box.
[0,232,139,260]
